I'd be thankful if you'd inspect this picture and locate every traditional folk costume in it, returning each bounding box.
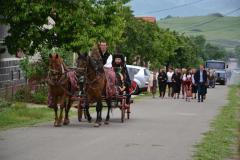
[112,54,132,104]
[185,73,192,101]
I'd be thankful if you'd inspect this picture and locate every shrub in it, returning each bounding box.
[13,87,31,102]
[31,87,47,104]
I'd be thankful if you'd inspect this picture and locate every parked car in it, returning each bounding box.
[126,65,151,94]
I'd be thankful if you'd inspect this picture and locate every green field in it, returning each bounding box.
[158,16,240,51]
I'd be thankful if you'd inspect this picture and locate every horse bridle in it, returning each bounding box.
[48,63,67,86]
[77,55,104,90]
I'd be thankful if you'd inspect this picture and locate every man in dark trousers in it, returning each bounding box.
[194,64,208,102]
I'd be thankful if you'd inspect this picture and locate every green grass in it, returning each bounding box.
[193,85,240,160]
[0,102,79,131]
[0,102,54,130]
[158,16,240,50]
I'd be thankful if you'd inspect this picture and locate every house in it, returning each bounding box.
[135,16,157,24]
[0,25,25,95]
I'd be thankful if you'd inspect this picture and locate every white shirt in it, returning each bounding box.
[167,72,174,82]
[182,74,187,81]
[104,54,112,68]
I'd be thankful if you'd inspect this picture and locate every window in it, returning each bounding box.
[144,69,150,76]
[206,62,225,70]
[127,67,140,80]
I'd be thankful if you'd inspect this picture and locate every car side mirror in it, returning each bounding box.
[226,65,228,69]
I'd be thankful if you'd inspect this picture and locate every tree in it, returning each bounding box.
[204,43,226,60]
[190,35,207,61]
[0,0,130,55]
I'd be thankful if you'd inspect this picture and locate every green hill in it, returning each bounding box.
[158,16,240,51]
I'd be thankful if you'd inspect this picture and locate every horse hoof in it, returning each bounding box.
[63,119,70,125]
[104,121,109,125]
[88,117,92,123]
[54,123,61,127]
[94,123,100,127]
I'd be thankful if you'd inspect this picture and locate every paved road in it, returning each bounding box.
[0,86,229,160]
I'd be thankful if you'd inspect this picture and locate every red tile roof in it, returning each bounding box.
[135,16,157,24]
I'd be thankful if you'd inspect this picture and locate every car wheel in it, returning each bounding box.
[134,85,140,95]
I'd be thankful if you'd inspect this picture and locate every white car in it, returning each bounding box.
[126,65,151,94]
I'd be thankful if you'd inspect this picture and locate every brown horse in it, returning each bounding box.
[76,48,112,127]
[48,54,77,127]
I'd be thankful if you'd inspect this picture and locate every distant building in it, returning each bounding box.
[0,25,25,93]
[135,16,157,24]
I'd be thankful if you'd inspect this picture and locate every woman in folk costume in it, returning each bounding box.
[185,69,193,102]
[181,68,187,99]
[112,53,132,105]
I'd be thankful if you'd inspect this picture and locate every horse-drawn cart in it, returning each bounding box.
[72,93,132,123]
[48,47,135,127]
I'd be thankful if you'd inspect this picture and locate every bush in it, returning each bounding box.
[13,87,31,102]
[31,87,47,104]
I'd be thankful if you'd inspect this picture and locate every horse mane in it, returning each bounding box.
[90,46,101,60]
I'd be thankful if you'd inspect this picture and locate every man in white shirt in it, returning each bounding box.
[98,42,112,68]
[98,41,115,98]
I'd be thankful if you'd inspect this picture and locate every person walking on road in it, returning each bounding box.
[172,68,182,99]
[191,68,197,99]
[181,68,187,99]
[150,71,158,98]
[167,67,174,98]
[158,68,167,98]
[194,64,208,102]
[185,69,193,102]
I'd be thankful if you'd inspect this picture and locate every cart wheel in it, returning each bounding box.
[121,98,126,123]
[78,101,83,122]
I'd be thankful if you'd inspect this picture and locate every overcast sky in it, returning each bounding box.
[130,0,240,19]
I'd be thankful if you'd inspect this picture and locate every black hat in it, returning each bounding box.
[113,53,125,63]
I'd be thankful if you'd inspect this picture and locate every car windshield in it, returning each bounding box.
[144,69,150,76]
[206,62,225,70]
[127,67,140,80]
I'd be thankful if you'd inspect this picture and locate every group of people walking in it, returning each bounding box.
[150,64,208,102]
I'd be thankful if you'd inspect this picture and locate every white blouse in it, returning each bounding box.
[167,72,174,82]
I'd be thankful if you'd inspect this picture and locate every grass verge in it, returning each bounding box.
[0,102,77,131]
[0,102,54,131]
[193,85,240,160]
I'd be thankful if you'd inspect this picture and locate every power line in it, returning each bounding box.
[178,7,240,31]
[136,0,206,15]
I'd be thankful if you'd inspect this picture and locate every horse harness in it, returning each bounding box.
[48,64,75,96]
[78,56,105,92]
